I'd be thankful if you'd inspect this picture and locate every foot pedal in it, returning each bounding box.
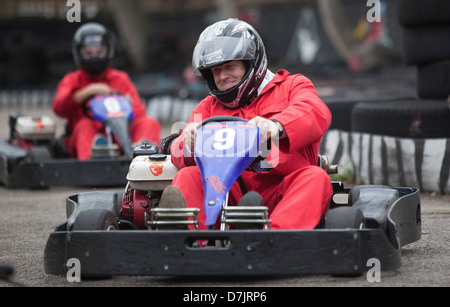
[222,206,271,230]
[147,208,200,230]
[91,144,120,158]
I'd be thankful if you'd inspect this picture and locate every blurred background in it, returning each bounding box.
[0,0,406,96]
[0,0,449,193]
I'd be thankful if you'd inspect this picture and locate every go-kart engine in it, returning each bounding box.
[122,188,160,229]
[122,144,179,229]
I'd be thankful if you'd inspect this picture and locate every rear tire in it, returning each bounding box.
[418,60,450,99]
[398,0,450,27]
[72,209,118,231]
[25,146,51,163]
[401,25,450,65]
[351,100,450,138]
[324,206,365,229]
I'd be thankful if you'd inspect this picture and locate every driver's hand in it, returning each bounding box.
[249,116,279,143]
[72,83,114,104]
[184,122,199,152]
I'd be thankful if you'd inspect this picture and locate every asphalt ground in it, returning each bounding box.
[0,186,449,288]
[0,103,449,288]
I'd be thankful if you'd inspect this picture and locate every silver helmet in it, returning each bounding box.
[192,19,267,108]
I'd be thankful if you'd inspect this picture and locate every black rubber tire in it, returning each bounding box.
[72,209,118,231]
[351,99,450,138]
[25,146,52,163]
[160,131,181,155]
[398,0,450,27]
[326,101,356,132]
[324,207,365,230]
[401,25,450,65]
[418,60,450,99]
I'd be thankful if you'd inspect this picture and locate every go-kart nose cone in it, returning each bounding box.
[195,121,260,226]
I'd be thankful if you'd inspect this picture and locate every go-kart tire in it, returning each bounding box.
[25,146,51,163]
[418,60,450,99]
[324,207,366,230]
[160,131,181,155]
[401,25,450,65]
[72,209,118,231]
[326,101,358,132]
[398,0,450,27]
[351,100,450,138]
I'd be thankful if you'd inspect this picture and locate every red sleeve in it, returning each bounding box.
[270,74,331,153]
[170,97,212,169]
[109,71,147,118]
[52,72,81,119]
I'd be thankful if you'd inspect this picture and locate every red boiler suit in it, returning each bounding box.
[170,70,333,230]
[53,68,160,160]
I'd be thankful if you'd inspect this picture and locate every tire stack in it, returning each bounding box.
[352,0,450,139]
[323,0,450,194]
[3,30,45,86]
[399,0,450,100]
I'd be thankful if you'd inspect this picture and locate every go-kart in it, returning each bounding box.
[0,94,134,188]
[44,116,421,278]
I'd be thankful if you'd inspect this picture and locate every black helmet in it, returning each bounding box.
[192,18,267,109]
[72,22,115,74]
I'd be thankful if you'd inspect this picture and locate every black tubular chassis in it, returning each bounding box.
[44,182,421,277]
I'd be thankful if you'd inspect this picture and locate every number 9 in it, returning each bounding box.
[213,128,236,150]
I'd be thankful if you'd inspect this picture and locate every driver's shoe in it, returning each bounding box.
[157,186,188,230]
[236,191,266,230]
[159,186,187,209]
[93,134,107,146]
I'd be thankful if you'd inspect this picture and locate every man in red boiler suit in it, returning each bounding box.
[163,18,333,230]
[53,22,160,160]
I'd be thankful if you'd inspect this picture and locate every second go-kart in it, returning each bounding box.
[44,116,421,278]
[0,94,134,188]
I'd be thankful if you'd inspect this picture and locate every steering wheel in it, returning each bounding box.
[198,115,248,126]
[197,115,271,160]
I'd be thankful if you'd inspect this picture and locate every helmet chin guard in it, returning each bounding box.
[192,19,267,108]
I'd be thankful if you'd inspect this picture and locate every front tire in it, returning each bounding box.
[72,209,118,231]
[324,206,366,230]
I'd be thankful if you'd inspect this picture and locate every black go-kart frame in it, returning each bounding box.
[44,182,421,278]
[0,139,130,188]
[0,108,133,189]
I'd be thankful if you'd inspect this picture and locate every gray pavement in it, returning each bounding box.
[0,184,449,287]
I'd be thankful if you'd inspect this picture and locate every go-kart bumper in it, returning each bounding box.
[45,229,398,277]
[0,158,130,188]
[44,188,421,277]
[0,140,130,188]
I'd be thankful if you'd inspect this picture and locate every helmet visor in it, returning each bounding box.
[79,34,109,61]
[192,36,256,75]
